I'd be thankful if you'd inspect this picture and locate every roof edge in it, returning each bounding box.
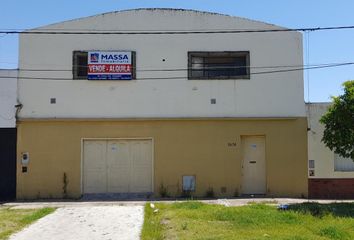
[27,8,289,32]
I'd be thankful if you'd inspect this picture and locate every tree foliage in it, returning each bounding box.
[320,80,354,160]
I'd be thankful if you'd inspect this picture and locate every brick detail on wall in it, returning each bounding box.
[309,179,354,199]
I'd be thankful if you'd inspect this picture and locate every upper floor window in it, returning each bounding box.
[188,51,250,80]
[73,51,88,79]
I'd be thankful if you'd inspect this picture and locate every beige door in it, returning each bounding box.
[83,139,153,194]
[241,136,266,194]
[129,140,153,192]
[83,141,107,193]
[107,140,130,193]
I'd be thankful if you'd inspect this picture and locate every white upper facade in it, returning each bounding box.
[0,70,17,127]
[18,9,306,119]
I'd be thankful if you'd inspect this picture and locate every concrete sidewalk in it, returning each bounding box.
[9,206,144,240]
[3,198,353,209]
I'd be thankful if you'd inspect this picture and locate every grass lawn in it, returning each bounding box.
[141,201,354,240]
[0,207,55,240]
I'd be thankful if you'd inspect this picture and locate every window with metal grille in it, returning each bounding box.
[188,51,250,79]
[73,51,88,79]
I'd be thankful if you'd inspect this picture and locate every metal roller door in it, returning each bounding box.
[83,139,153,194]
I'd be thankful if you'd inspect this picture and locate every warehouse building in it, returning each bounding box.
[16,8,308,199]
[307,103,354,199]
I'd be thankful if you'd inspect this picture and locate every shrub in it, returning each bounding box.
[205,187,215,198]
[158,183,169,198]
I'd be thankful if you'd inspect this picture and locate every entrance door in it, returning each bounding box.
[241,136,266,195]
[0,128,16,201]
[83,139,153,194]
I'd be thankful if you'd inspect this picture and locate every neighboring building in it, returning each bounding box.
[17,9,307,199]
[0,69,17,201]
[307,103,354,199]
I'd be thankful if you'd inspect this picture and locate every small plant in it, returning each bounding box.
[181,190,192,199]
[159,183,169,198]
[319,226,346,239]
[205,187,215,198]
[176,181,181,197]
[181,222,188,230]
[233,188,239,197]
[63,172,69,198]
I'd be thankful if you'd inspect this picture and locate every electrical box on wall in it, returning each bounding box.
[182,175,196,191]
[309,160,315,169]
[308,159,315,176]
[21,152,29,166]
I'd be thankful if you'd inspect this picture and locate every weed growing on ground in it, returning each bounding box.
[0,208,55,240]
[141,202,354,240]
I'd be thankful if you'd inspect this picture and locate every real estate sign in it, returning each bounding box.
[87,51,132,80]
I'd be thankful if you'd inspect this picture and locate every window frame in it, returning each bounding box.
[72,51,88,80]
[334,153,354,172]
[188,51,250,80]
[72,51,136,80]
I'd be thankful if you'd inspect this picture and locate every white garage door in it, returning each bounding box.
[83,139,153,194]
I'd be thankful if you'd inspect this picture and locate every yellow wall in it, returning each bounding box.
[17,118,308,199]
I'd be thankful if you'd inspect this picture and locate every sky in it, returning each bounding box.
[1,0,354,102]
